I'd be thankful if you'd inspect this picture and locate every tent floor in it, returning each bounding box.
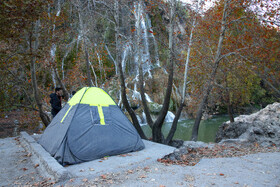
[19,131,175,182]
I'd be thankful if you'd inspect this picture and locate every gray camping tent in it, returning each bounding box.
[39,87,145,165]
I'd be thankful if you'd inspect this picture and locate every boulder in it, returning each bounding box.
[216,102,280,147]
[148,102,163,115]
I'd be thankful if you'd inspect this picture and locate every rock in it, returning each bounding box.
[216,102,280,147]
[215,121,250,142]
[169,139,184,148]
[148,102,162,115]
[163,141,215,161]
[183,141,209,149]
[218,139,250,146]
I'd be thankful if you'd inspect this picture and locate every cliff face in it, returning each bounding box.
[215,103,280,147]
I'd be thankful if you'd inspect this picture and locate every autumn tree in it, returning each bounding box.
[190,0,279,141]
[0,0,53,126]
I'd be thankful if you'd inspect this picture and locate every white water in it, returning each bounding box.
[133,2,152,77]
[144,93,153,102]
[121,42,132,73]
[50,44,57,87]
[165,111,175,122]
[146,13,160,67]
[139,110,175,125]
[117,89,122,106]
[50,44,56,59]
[141,111,147,125]
[56,0,61,17]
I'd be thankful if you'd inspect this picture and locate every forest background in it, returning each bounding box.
[0,0,279,144]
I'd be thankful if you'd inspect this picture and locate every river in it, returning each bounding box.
[141,115,229,143]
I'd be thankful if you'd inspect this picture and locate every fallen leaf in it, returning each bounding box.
[101,174,107,179]
[139,175,146,179]
[22,168,28,171]
[159,185,165,187]
[69,179,75,182]
[219,173,225,176]
[34,164,39,168]
[127,170,133,174]
[82,178,88,182]
[185,174,195,182]
[144,167,150,170]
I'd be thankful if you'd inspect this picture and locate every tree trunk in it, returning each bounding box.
[84,44,93,87]
[152,0,176,143]
[165,102,184,145]
[164,0,202,144]
[139,60,153,128]
[31,56,51,127]
[29,22,51,127]
[227,101,234,123]
[135,2,153,128]
[226,80,234,123]
[118,60,147,139]
[114,0,147,139]
[191,0,229,141]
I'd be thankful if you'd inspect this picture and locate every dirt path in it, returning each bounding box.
[59,152,280,187]
[0,137,53,186]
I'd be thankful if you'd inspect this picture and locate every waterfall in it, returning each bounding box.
[56,0,61,17]
[117,89,122,106]
[50,44,57,87]
[144,93,153,102]
[146,13,160,67]
[165,111,175,122]
[50,44,56,59]
[121,42,132,73]
[141,111,147,125]
[132,89,141,101]
[134,2,152,77]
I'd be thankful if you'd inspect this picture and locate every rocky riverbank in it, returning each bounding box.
[159,103,280,166]
[215,102,280,147]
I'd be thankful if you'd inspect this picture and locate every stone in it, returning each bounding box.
[148,102,163,115]
[215,102,280,147]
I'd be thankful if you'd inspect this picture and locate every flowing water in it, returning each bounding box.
[141,115,229,143]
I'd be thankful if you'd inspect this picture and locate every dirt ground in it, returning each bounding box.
[1,111,280,186]
[0,137,54,186]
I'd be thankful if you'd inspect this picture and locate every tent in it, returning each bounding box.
[39,87,145,165]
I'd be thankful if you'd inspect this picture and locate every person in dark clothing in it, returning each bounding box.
[50,87,63,118]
